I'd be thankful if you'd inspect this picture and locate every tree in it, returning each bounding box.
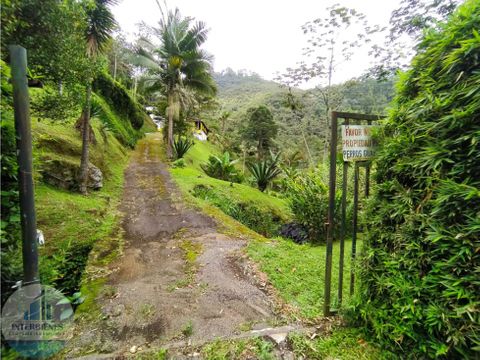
[273,79,314,165]
[106,32,135,87]
[241,105,278,159]
[278,5,382,161]
[368,0,460,78]
[1,0,88,84]
[135,7,216,158]
[78,0,117,194]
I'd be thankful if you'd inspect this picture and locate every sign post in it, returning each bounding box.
[324,112,382,317]
[9,45,39,286]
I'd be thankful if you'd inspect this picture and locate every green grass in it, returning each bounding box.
[182,138,222,171]
[34,118,128,294]
[181,321,194,338]
[201,337,275,360]
[248,237,362,319]
[289,327,389,360]
[168,137,383,358]
[171,139,291,232]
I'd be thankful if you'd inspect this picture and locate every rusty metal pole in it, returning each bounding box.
[365,120,372,198]
[350,162,360,296]
[9,45,39,286]
[338,120,349,307]
[323,111,338,316]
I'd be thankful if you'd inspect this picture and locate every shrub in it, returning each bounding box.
[30,86,82,121]
[284,169,353,242]
[247,152,282,192]
[172,158,186,168]
[284,170,328,241]
[0,61,22,304]
[351,2,480,358]
[173,137,194,159]
[201,152,242,183]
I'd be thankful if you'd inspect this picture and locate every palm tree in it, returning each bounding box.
[78,0,117,194]
[135,8,216,158]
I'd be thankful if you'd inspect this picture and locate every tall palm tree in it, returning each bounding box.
[78,0,117,194]
[135,8,216,158]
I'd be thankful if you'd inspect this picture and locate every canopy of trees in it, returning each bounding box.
[210,70,394,165]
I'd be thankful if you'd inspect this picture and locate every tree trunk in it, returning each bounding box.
[166,92,174,158]
[78,83,92,194]
[113,53,117,81]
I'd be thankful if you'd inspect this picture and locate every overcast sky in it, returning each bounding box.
[112,0,402,87]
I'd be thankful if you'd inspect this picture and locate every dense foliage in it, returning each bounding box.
[352,1,480,357]
[1,0,89,85]
[284,169,352,242]
[210,70,394,164]
[0,61,22,304]
[93,72,146,130]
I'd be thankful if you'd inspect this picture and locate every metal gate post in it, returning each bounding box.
[323,111,338,316]
[338,119,349,306]
[350,162,360,296]
[9,45,40,286]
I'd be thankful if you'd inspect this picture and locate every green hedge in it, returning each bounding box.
[93,71,145,130]
[351,1,480,358]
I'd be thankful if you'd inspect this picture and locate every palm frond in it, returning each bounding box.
[85,0,117,57]
[247,152,282,192]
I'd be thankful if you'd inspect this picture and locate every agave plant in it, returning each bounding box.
[173,137,194,159]
[247,152,282,192]
[201,152,240,182]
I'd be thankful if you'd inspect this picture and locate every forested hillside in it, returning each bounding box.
[2,0,477,358]
[210,68,395,164]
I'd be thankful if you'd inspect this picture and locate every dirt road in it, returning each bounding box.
[72,133,277,356]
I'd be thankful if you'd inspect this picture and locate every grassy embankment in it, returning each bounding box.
[171,139,292,238]
[169,138,381,359]
[29,87,156,308]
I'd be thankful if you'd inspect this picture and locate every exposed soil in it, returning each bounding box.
[69,133,278,357]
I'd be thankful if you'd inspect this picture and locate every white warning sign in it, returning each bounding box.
[341,125,377,162]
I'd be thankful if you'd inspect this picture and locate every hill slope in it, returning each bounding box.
[210,69,395,163]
